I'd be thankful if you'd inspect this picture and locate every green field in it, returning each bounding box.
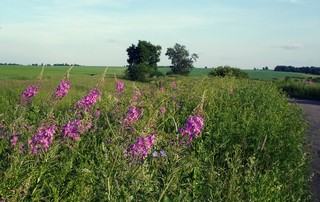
[1,65,318,80]
[0,65,312,201]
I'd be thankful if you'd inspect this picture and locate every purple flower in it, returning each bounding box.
[11,136,18,147]
[19,85,38,105]
[19,143,25,153]
[94,110,101,118]
[160,150,167,157]
[159,106,166,115]
[116,81,124,92]
[122,105,142,129]
[28,125,57,155]
[131,90,144,103]
[54,80,70,100]
[76,88,101,111]
[179,115,204,145]
[127,134,156,161]
[152,151,158,157]
[61,119,83,141]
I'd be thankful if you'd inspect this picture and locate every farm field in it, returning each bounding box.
[0,66,312,201]
[1,65,319,81]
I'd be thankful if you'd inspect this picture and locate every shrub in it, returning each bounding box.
[209,65,249,79]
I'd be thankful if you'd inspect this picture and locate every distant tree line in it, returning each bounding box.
[274,65,320,75]
[0,63,21,66]
[0,63,81,66]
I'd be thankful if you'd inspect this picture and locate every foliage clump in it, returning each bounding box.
[209,65,249,79]
[165,43,198,75]
[126,40,163,81]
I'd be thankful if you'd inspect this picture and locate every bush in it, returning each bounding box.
[209,65,249,79]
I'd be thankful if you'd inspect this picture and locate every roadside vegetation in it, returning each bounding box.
[0,66,311,201]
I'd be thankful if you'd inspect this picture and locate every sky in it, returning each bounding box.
[0,0,319,69]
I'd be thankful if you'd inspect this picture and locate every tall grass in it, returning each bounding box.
[0,70,311,201]
[276,78,320,100]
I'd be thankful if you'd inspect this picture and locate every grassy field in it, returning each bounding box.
[0,65,312,201]
[1,65,318,80]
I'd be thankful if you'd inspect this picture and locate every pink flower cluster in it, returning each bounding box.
[127,134,156,160]
[61,119,92,141]
[122,105,141,129]
[116,81,124,92]
[61,119,83,141]
[19,85,39,105]
[28,125,57,155]
[179,115,204,145]
[54,80,70,100]
[76,88,101,111]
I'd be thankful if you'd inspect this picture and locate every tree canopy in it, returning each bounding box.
[126,40,162,81]
[165,43,198,75]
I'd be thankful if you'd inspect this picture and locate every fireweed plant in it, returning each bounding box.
[18,65,45,106]
[0,75,311,201]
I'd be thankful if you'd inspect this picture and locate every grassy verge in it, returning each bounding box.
[0,70,311,201]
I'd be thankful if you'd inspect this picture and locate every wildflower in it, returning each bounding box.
[19,85,38,105]
[29,125,57,155]
[61,119,84,141]
[159,106,166,115]
[76,88,101,111]
[94,109,101,118]
[179,115,204,145]
[127,134,156,161]
[116,81,124,92]
[152,151,158,157]
[19,143,25,153]
[160,150,167,157]
[122,105,142,129]
[11,136,18,147]
[54,80,70,100]
[132,91,141,102]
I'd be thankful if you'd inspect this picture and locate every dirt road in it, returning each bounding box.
[294,99,320,201]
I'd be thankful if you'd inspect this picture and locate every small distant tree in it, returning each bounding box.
[126,40,162,81]
[165,43,198,75]
[208,65,248,79]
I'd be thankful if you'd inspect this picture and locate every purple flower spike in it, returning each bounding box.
[116,81,124,92]
[127,134,156,161]
[61,119,84,141]
[19,85,39,105]
[122,105,141,129]
[76,88,101,111]
[29,125,57,155]
[54,80,70,100]
[11,136,18,147]
[179,115,204,145]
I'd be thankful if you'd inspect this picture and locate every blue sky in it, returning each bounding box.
[0,0,319,69]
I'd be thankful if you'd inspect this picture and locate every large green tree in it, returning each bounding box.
[126,40,162,81]
[165,43,198,75]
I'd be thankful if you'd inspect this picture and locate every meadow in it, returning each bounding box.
[0,65,312,201]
